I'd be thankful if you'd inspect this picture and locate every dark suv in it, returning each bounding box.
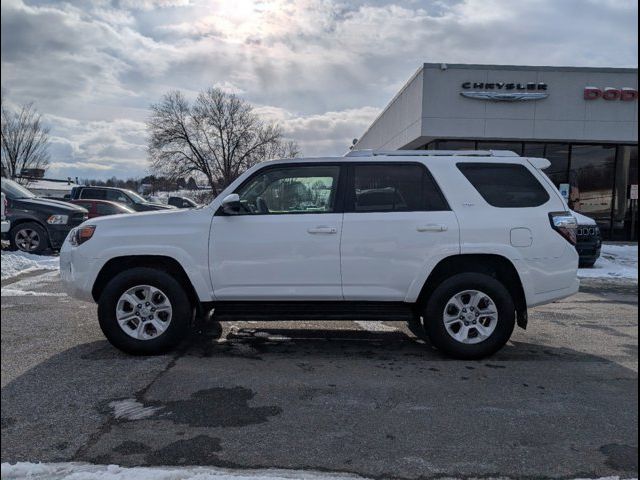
[70,186,175,212]
[1,178,88,253]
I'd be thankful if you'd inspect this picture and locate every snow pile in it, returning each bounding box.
[1,251,59,280]
[579,244,638,281]
[0,463,370,480]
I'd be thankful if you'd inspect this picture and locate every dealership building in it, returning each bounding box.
[355,63,638,240]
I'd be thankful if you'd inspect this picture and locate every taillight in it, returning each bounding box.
[549,212,578,246]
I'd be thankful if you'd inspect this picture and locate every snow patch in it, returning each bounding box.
[110,399,163,421]
[1,288,66,297]
[0,463,634,480]
[0,463,372,480]
[1,271,65,297]
[1,251,59,280]
[354,321,398,332]
[578,244,638,281]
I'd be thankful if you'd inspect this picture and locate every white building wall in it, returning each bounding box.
[355,63,638,150]
[354,68,424,150]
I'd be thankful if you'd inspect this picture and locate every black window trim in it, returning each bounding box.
[456,161,551,208]
[343,161,451,213]
[216,162,347,216]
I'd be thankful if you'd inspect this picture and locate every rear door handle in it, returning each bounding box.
[307,226,337,234]
[417,224,448,232]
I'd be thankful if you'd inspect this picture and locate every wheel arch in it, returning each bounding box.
[416,254,528,329]
[91,255,199,310]
[9,217,48,232]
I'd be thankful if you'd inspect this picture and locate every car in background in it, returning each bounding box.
[1,192,10,234]
[1,178,88,254]
[69,199,136,219]
[572,211,602,268]
[70,186,176,212]
[167,196,200,209]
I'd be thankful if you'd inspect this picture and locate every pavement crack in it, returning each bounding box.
[71,349,183,461]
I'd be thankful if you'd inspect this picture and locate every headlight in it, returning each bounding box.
[68,225,96,246]
[47,214,69,224]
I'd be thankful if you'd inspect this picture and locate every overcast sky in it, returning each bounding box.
[1,0,638,180]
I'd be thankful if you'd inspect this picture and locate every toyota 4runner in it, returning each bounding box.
[60,150,579,359]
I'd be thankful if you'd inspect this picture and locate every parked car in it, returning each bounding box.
[167,196,200,209]
[572,211,602,268]
[60,150,579,359]
[69,186,176,212]
[1,178,88,253]
[1,192,10,234]
[69,199,136,219]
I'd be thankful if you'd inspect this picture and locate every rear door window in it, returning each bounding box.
[105,190,132,204]
[96,203,118,215]
[457,163,550,208]
[348,163,449,212]
[80,188,107,200]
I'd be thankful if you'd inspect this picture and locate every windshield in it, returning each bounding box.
[1,178,36,199]
[124,189,148,204]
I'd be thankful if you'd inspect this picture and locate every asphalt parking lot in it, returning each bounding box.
[1,270,638,479]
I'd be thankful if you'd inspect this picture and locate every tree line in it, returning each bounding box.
[1,87,300,193]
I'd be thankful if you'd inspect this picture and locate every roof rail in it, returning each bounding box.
[345,149,520,158]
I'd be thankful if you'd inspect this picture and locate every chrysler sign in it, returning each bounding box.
[460,82,549,101]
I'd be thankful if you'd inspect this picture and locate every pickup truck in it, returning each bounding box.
[70,186,176,212]
[1,192,9,234]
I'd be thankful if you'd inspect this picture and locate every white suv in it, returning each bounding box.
[60,150,579,359]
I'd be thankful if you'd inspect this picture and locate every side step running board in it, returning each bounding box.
[211,301,414,322]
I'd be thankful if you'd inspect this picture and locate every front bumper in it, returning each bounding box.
[59,242,100,303]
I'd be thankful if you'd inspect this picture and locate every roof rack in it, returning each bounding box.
[345,149,520,158]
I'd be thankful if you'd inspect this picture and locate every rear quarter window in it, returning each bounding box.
[457,163,550,208]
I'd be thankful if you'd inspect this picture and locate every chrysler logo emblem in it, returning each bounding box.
[460,91,549,101]
[460,81,549,101]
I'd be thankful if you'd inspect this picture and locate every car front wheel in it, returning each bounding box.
[98,267,192,355]
[423,272,516,359]
[11,222,49,254]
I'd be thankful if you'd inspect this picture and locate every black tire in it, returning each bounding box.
[10,222,49,254]
[579,259,597,268]
[98,267,192,355]
[422,272,515,360]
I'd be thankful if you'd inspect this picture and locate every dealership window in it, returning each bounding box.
[523,143,545,158]
[611,145,639,240]
[543,144,570,186]
[434,140,477,150]
[476,142,523,155]
[569,145,616,229]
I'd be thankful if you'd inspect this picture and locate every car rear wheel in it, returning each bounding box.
[98,267,192,355]
[422,273,515,359]
[10,222,49,254]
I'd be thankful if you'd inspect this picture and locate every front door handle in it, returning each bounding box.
[417,224,448,232]
[307,226,337,234]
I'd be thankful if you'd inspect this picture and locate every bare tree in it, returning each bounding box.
[1,101,50,179]
[147,88,300,195]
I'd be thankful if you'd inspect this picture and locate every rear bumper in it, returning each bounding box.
[1,219,9,234]
[527,277,580,308]
[576,242,601,264]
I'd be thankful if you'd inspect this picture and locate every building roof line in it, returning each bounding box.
[423,62,638,73]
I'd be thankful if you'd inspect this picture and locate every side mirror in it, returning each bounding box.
[221,193,241,214]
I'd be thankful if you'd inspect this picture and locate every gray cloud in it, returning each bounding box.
[1,0,637,179]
